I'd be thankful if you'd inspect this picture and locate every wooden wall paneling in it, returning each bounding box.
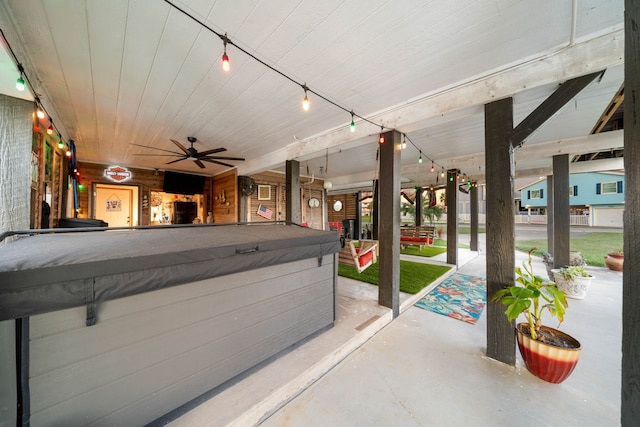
[212,169,238,223]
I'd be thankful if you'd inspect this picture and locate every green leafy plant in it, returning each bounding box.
[491,249,568,341]
[557,265,591,280]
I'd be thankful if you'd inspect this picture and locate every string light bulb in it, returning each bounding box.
[302,84,310,111]
[441,168,445,178]
[221,33,230,72]
[46,117,54,135]
[418,152,423,164]
[16,74,25,91]
[350,111,356,132]
[401,134,407,149]
[430,161,435,173]
[379,126,385,144]
[58,139,64,149]
[66,149,72,157]
[37,108,45,119]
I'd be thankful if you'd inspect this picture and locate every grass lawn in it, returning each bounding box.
[338,261,451,294]
[400,245,447,257]
[515,232,623,267]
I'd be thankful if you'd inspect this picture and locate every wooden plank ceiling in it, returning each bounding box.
[0,0,626,190]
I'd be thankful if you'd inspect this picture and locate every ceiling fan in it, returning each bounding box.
[132,137,245,169]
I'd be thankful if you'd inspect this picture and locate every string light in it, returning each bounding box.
[350,111,356,133]
[37,107,45,119]
[418,152,423,164]
[58,139,64,149]
[379,126,385,144]
[401,134,407,149]
[16,74,25,91]
[46,117,54,135]
[221,33,230,72]
[302,84,310,111]
[441,168,445,178]
[430,161,435,173]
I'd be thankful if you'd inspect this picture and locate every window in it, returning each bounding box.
[597,181,622,195]
[528,189,542,199]
[569,185,578,197]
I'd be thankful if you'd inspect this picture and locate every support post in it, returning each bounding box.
[356,191,363,240]
[446,169,458,266]
[372,179,379,240]
[485,97,516,365]
[622,0,640,423]
[285,160,300,224]
[552,155,570,268]
[378,131,401,318]
[415,187,423,226]
[470,182,478,251]
[546,175,554,254]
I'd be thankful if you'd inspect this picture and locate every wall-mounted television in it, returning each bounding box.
[163,171,205,195]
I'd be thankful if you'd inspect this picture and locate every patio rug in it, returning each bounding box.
[415,273,486,325]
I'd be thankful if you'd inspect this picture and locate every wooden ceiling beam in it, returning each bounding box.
[512,70,605,148]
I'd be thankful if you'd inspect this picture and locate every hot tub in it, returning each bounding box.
[0,223,340,426]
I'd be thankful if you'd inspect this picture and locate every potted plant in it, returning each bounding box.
[551,265,594,300]
[604,248,623,271]
[492,249,581,384]
[540,250,586,281]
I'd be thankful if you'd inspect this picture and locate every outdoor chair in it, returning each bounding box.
[338,238,378,273]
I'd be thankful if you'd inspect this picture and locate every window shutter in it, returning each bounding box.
[617,181,623,193]
[527,190,530,199]
[540,189,544,198]
[573,185,578,196]
[596,183,601,194]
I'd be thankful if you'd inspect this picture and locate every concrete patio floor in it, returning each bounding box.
[163,246,622,426]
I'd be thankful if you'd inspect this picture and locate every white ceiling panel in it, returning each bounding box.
[0,0,626,181]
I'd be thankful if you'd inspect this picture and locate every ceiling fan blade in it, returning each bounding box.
[132,143,182,156]
[165,158,187,165]
[170,139,190,155]
[202,155,245,161]
[194,160,206,169]
[197,147,227,156]
[201,158,236,168]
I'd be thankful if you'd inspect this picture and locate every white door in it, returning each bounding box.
[95,185,134,227]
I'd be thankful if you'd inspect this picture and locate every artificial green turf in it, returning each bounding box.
[338,261,451,294]
[400,245,447,257]
[515,232,623,267]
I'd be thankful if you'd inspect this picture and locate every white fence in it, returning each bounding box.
[458,214,590,226]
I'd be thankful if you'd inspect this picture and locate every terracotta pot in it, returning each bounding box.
[516,323,581,384]
[604,253,623,271]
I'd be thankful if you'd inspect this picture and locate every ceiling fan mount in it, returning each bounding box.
[132,137,245,169]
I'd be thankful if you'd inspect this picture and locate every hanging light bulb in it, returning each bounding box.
[37,108,45,119]
[401,134,407,149]
[441,168,445,178]
[302,84,310,111]
[379,126,385,144]
[66,149,72,157]
[58,139,64,149]
[350,111,356,132]
[221,33,230,72]
[418,152,423,164]
[430,161,435,173]
[16,74,25,91]
[46,117,54,135]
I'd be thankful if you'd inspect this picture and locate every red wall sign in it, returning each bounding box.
[104,165,132,182]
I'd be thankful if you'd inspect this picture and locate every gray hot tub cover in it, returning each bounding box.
[0,224,341,322]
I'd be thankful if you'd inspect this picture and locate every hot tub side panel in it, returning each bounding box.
[25,255,335,426]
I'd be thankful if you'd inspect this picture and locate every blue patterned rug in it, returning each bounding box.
[415,273,486,324]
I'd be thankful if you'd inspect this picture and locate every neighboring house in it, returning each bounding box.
[519,172,624,227]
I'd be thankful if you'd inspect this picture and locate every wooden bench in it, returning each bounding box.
[400,225,435,250]
[339,239,379,273]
